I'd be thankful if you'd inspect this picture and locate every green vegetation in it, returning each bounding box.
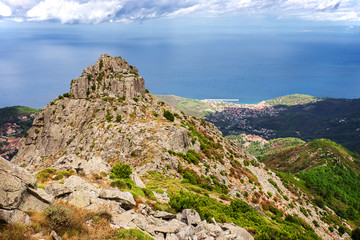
[163,110,174,122]
[115,228,154,240]
[170,191,320,239]
[46,204,83,236]
[264,139,360,224]
[110,162,132,179]
[246,137,305,160]
[265,94,322,106]
[155,95,216,118]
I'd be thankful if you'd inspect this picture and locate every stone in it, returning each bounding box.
[99,189,135,209]
[67,190,91,208]
[165,233,179,240]
[153,210,176,220]
[50,230,62,240]
[19,192,49,212]
[131,173,146,188]
[112,210,136,228]
[64,175,98,193]
[45,183,72,197]
[153,191,170,204]
[0,209,31,225]
[181,209,202,226]
[28,188,55,204]
[153,219,187,233]
[0,157,37,210]
[220,223,254,240]
[176,225,195,239]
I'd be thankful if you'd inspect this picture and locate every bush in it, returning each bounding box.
[106,115,113,122]
[110,162,132,179]
[338,226,345,236]
[116,114,121,122]
[163,110,174,122]
[46,205,83,236]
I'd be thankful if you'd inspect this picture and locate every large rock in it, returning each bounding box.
[153,219,187,233]
[0,157,52,224]
[0,157,36,210]
[181,209,202,226]
[0,209,31,225]
[220,223,254,240]
[98,189,135,209]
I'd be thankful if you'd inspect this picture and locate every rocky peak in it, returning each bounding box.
[70,54,145,99]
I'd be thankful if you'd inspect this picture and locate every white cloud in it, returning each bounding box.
[0,0,360,23]
[0,1,12,16]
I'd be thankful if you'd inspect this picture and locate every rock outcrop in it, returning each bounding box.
[0,157,53,224]
[70,54,145,99]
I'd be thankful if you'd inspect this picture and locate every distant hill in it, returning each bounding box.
[262,139,360,225]
[247,137,306,160]
[263,138,360,173]
[154,95,217,118]
[0,106,41,124]
[265,94,323,106]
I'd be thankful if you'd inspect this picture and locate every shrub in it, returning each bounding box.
[106,115,113,122]
[63,93,69,98]
[338,226,345,236]
[46,205,83,236]
[142,188,157,201]
[116,114,121,122]
[110,162,132,179]
[153,111,158,117]
[34,129,40,134]
[133,97,139,102]
[36,168,56,183]
[163,110,174,122]
[111,179,128,189]
[312,220,320,227]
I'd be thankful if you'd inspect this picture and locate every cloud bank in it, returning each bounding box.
[0,0,359,24]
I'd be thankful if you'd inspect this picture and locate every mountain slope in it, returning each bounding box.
[262,139,360,229]
[9,55,346,239]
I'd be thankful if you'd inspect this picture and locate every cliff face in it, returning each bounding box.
[10,55,344,239]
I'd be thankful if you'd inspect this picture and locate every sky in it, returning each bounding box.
[1,0,360,24]
[1,0,360,108]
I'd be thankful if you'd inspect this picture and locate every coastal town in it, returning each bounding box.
[0,113,37,160]
[205,104,285,139]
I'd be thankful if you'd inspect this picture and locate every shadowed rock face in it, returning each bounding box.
[70,54,145,99]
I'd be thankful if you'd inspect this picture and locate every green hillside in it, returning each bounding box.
[265,94,323,106]
[154,95,216,118]
[262,139,360,226]
[0,106,41,124]
[247,137,306,160]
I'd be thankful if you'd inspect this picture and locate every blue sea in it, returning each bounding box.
[1,18,360,108]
